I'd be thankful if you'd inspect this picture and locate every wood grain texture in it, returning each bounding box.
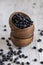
[11,34,34,47]
[11,31,34,39]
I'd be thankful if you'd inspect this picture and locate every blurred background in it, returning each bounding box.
[0,0,43,64]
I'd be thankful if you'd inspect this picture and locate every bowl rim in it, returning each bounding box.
[9,12,34,30]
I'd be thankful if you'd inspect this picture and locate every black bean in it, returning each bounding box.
[26,62,30,65]
[21,54,25,58]
[7,51,13,56]
[1,37,5,40]
[38,48,43,53]
[16,61,20,64]
[8,37,11,40]
[2,54,6,58]
[32,46,36,49]
[7,43,11,46]
[13,51,17,55]
[6,40,9,43]
[2,58,7,62]
[37,39,41,42]
[0,49,3,51]
[8,47,13,51]
[2,55,8,61]
[33,3,36,5]
[40,61,43,64]
[38,29,41,31]
[17,50,22,55]
[40,31,43,36]
[19,55,22,58]
[3,29,7,31]
[7,63,11,65]
[21,62,24,65]
[24,56,28,58]
[4,25,6,27]
[2,58,8,62]
[13,57,18,63]
[18,47,22,49]
[33,58,37,62]
[9,58,13,61]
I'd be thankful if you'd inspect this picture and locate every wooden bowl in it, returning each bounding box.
[9,12,34,39]
[9,12,34,47]
[11,31,34,39]
[10,34,34,47]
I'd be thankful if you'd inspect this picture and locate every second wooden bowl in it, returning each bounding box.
[10,33,34,47]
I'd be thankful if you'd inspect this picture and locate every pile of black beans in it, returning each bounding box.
[12,13,33,29]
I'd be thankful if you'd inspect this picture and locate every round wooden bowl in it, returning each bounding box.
[10,34,34,47]
[11,31,34,39]
[9,12,34,39]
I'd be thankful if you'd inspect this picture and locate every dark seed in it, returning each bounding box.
[6,40,9,43]
[37,39,41,42]
[10,49,13,53]
[33,3,36,5]
[2,55,8,61]
[1,37,5,40]
[24,56,28,58]
[7,43,11,46]
[32,46,36,49]
[13,57,18,63]
[21,54,25,57]
[38,29,41,31]
[8,37,11,40]
[0,49,3,51]
[9,58,13,61]
[38,48,43,52]
[16,61,20,64]
[33,58,37,61]
[19,55,22,58]
[7,54,11,58]
[21,62,24,65]
[8,47,13,53]
[9,47,12,49]
[2,54,6,57]
[4,25,6,27]
[40,61,43,64]
[40,31,43,36]
[26,62,30,65]
[3,29,7,31]
[13,60,16,63]
[7,63,11,65]
[2,58,8,62]
[13,51,17,55]
[7,51,13,56]
[18,47,22,49]
[17,50,22,55]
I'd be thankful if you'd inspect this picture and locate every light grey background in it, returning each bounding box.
[0,0,43,65]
